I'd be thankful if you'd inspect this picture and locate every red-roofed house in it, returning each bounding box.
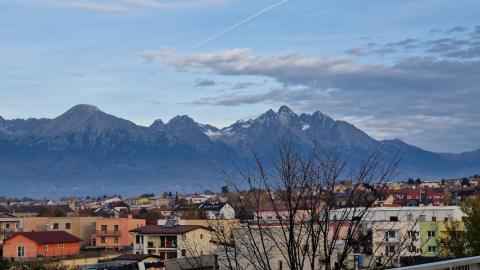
[2,231,81,258]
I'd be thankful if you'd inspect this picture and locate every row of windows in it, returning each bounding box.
[100,236,119,243]
[2,223,20,229]
[100,224,119,231]
[44,244,66,251]
[52,223,71,230]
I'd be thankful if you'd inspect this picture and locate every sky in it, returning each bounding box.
[1,0,479,153]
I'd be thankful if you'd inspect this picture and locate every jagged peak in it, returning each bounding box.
[167,115,202,130]
[0,116,5,122]
[150,119,166,129]
[277,105,294,115]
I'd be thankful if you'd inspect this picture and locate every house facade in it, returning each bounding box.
[0,213,22,244]
[91,216,145,249]
[198,202,235,220]
[130,223,213,260]
[2,231,81,258]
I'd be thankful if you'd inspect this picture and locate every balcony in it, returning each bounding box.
[92,230,121,235]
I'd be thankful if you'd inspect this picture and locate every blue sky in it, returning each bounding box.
[1,0,479,153]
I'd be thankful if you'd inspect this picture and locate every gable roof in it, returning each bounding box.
[8,231,82,244]
[130,225,211,235]
[0,212,15,218]
[0,205,10,213]
[198,202,227,211]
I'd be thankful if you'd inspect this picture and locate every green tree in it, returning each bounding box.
[439,220,467,258]
[442,193,480,257]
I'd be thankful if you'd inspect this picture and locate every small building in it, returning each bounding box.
[130,220,213,260]
[0,212,22,244]
[198,202,235,220]
[2,231,81,258]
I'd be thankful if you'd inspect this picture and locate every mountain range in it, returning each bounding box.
[0,104,478,197]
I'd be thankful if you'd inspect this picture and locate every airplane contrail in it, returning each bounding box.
[190,0,289,50]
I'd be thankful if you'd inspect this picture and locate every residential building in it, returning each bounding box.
[254,201,315,221]
[22,216,97,246]
[158,219,241,244]
[418,221,462,257]
[2,231,81,258]
[371,221,420,262]
[130,221,214,260]
[361,206,464,223]
[0,212,22,244]
[148,197,171,208]
[198,202,235,220]
[91,216,145,249]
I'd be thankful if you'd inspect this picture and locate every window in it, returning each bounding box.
[427,245,437,253]
[101,237,107,243]
[278,260,283,270]
[4,223,10,229]
[407,245,417,253]
[389,216,399,222]
[53,223,59,229]
[101,225,107,232]
[56,244,60,248]
[385,245,396,254]
[60,244,64,248]
[427,230,436,238]
[200,234,203,239]
[17,246,25,257]
[419,215,426,222]
[432,216,436,221]
[385,230,396,239]
[114,237,119,244]
[114,225,119,232]
[65,223,71,230]
[407,231,418,239]
[44,245,49,251]
[182,249,186,257]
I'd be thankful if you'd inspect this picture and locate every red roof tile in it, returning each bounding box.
[9,231,82,244]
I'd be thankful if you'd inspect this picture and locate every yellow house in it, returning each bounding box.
[130,222,213,260]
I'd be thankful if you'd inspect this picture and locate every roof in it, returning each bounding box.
[111,254,161,262]
[8,231,82,244]
[0,212,15,218]
[10,205,74,214]
[0,205,10,213]
[130,225,211,234]
[198,202,227,211]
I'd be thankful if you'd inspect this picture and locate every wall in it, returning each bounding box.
[2,234,39,258]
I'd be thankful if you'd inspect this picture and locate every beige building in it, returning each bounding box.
[130,222,214,260]
[22,216,97,246]
[371,220,420,266]
[158,218,241,244]
[0,213,22,244]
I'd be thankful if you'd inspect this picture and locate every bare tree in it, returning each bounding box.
[215,141,403,270]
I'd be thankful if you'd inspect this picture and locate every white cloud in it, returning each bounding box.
[23,0,230,12]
